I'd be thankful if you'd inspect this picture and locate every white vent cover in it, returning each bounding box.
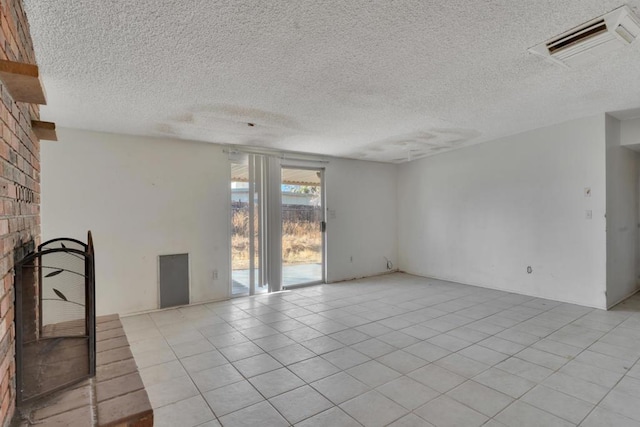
[529,5,640,67]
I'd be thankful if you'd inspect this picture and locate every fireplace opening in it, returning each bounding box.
[14,232,95,405]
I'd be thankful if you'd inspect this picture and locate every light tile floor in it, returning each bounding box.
[123,273,640,427]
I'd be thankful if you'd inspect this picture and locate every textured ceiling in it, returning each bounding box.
[24,0,640,162]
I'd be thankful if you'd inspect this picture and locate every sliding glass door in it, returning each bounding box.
[281,168,325,286]
[230,155,266,296]
[230,154,325,296]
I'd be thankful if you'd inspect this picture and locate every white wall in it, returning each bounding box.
[397,116,608,308]
[324,158,398,282]
[621,117,640,147]
[606,115,640,307]
[42,128,398,315]
[42,129,231,315]
[619,116,640,295]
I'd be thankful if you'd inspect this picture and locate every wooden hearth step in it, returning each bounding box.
[11,315,153,427]
[21,380,93,426]
[95,314,153,427]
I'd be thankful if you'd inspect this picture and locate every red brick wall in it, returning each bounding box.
[0,0,40,425]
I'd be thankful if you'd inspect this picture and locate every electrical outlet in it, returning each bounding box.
[213,269,218,280]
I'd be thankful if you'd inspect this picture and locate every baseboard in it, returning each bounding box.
[400,270,607,310]
[606,286,640,310]
[327,269,399,284]
[121,295,231,317]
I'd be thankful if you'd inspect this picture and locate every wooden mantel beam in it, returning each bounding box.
[0,59,47,104]
[31,120,57,141]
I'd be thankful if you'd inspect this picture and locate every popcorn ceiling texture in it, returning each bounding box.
[24,0,640,162]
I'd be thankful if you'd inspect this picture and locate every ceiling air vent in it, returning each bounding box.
[529,5,640,67]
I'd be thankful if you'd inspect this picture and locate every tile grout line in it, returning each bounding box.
[142,287,570,424]
[126,276,640,426]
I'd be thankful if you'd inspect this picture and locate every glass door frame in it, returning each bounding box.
[229,153,328,297]
[280,165,326,289]
[229,154,267,298]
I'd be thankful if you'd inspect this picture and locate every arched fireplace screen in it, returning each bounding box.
[15,232,95,404]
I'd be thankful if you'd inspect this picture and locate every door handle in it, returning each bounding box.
[321,221,327,232]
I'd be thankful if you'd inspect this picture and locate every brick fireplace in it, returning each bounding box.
[0,0,41,424]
